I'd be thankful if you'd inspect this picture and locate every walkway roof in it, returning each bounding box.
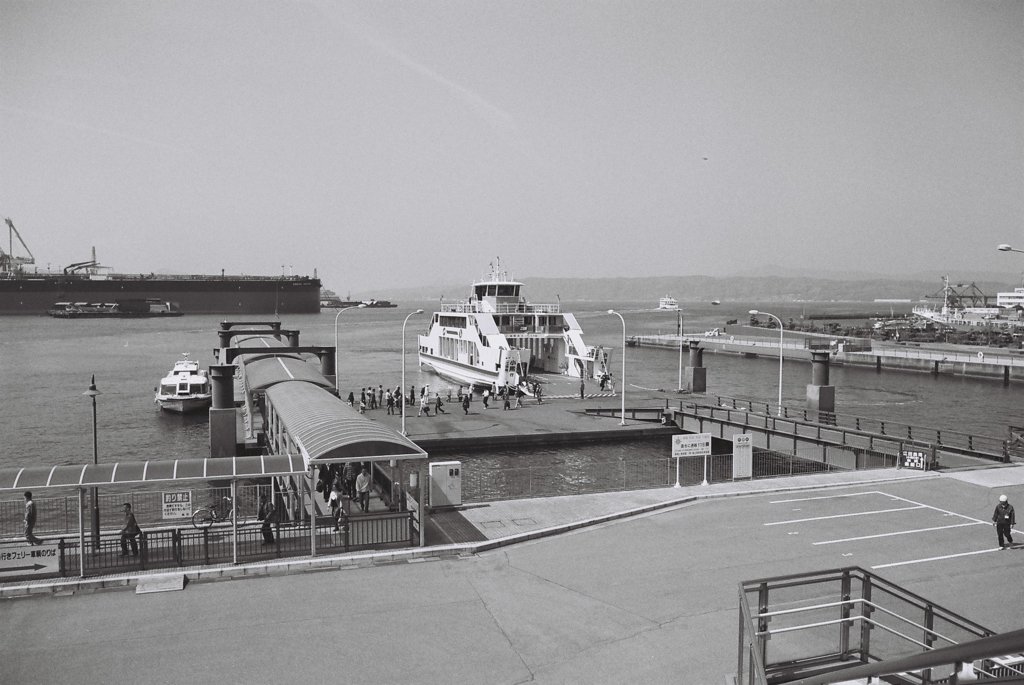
[244,356,333,392]
[265,382,426,466]
[0,454,305,493]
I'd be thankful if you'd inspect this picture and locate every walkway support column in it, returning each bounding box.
[209,365,237,458]
[806,351,835,415]
[684,341,707,393]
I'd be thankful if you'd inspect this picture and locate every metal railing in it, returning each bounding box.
[0,510,417,582]
[737,566,1024,685]
[695,395,1010,461]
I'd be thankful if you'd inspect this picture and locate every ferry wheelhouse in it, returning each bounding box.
[418,262,610,390]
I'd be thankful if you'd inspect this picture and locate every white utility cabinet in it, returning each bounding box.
[429,461,462,508]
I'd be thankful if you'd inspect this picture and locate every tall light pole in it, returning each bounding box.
[334,304,366,389]
[607,310,626,425]
[401,309,424,436]
[82,376,101,549]
[749,310,784,416]
[676,309,684,392]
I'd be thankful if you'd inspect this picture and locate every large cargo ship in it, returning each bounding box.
[0,218,321,315]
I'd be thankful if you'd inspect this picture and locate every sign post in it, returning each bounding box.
[672,433,713,487]
[732,434,753,479]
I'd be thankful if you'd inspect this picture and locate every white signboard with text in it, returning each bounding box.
[0,544,60,577]
[162,491,193,519]
[732,434,753,479]
[672,433,713,458]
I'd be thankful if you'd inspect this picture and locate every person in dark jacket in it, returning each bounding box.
[120,502,141,556]
[992,494,1016,549]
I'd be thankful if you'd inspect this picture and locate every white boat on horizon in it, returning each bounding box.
[657,295,679,311]
[155,353,212,413]
[417,260,611,391]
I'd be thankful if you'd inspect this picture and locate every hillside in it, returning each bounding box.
[353,274,1022,304]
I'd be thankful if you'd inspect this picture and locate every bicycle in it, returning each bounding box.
[191,496,249,529]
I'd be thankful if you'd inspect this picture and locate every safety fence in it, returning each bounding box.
[737,566,1024,684]
[0,510,417,582]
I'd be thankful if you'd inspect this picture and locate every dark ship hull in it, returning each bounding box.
[0,273,321,315]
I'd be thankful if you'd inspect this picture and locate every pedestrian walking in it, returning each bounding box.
[462,394,470,415]
[355,467,371,512]
[120,502,141,556]
[993,494,1016,549]
[23,491,42,546]
[514,386,524,409]
[346,391,354,406]
[418,394,430,417]
[435,393,446,414]
[343,461,357,498]
[536,382,543,404]
[503,386,511,410]
[386,390,395,415]
[259,494,276,544]
[482,388,489,408]
[579,378,585,399]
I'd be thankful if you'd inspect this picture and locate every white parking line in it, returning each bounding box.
[770,492,883,504]
[872,548,1002,569]
[813,521,984,545]
[764,505,924,526]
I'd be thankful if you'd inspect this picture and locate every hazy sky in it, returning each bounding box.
[2,1,1021,292]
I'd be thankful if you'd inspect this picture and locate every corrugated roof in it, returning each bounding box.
[0,454,305,492]
[265,382,426,465]
[244,356,333,392]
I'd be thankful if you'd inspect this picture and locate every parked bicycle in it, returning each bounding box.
[191,496,249,529]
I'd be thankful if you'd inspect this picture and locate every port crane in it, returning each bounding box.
[1,218,36,274]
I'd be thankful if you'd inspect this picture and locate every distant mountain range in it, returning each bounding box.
[354,271,1023,304]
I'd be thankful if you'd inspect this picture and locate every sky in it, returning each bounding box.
[1,1,1022,293]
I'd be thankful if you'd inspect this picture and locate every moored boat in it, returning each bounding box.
[417,260,611,391]
[154,354,212,413]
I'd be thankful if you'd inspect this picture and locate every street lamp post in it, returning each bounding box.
[997,244,1024,255]
[607,310,626,425]
[82,376,101,549]
[676,310,684,392]
[334,304,367,389]
[401,309,424,436]
[749,310,784,417]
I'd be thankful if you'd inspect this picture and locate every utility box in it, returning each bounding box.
[429,461,462,508]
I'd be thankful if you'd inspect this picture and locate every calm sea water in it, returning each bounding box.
[2,300,1021,469]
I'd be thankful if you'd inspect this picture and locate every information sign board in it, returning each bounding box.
[0,544,60,577]
[732,434,753,479]
[162,491,193,519]
[901,450,928,470]
[672,433,712,458]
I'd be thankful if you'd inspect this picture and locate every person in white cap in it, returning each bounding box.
[992,494,1016,549]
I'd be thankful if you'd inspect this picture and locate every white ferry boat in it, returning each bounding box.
[154,353,212,413]
[657,295,679,311]
[418,261,610,390]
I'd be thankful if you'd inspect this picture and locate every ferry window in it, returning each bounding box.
[513,286,520,297]
[497,285,516,297]
[487,285,497,296]
[474,286,486,300]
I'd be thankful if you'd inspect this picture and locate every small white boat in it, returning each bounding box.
[155,353,211,413]
[657,295,679,311]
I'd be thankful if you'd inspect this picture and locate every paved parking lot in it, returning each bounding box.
[1,472,1022,684]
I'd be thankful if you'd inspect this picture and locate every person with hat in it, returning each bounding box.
[992,494,1016,549]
